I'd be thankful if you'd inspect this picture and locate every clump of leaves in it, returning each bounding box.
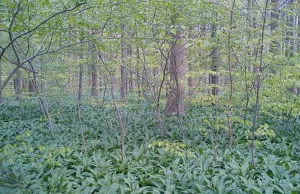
[148,140,195,158]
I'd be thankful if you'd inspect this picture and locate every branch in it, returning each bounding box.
[40,39,90,55]
[3,3,86,51]
[2,54,37,73]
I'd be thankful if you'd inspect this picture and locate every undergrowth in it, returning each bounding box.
[0,96,299,193]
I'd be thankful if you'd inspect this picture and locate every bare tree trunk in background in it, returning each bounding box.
[135,47,142,98]
[228,0,236,150]
[91,63,99,97]
[28,80,36,92]
[289,1,299,95]
[129,71,134,94]
[99,69,103,93]
[98,52,127,161]
[251,0,269,166]
[292,2,299,94]
[120,58,127,100]
[187,27,196,97]
[269,0,279,58]
[77,57,84,120]
[128,48,134,95]
[14,70,22,95]
[165,29,187,114]
[285,0,295,57]
[111,73,116,95]
[188,65,195,97]
[292,6,298,55]
[121,24,128,100]
[243,0,257,124]
[22,80,27,92]
[209,25,219,96]
[141,47,148,98]
[270,0,279,31]
[90,43,99,97]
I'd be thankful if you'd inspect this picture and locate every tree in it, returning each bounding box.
[121,24,128,100]
[90,44,99,98]
[13,70,22,94]
[165,29,187,114]
[0,0,86,100]
[209,25,219,96]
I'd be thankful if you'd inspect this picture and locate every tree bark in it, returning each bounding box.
[77,56,84,119]
[90,43,99,97]
[228,0,236,150]
[270,0,279,54]
[28,79,36,92]
[188,68,195,97]
[209,25,219,96]
[120,24,129,100]
[120,65,127,99]
[91,63,98,97]
[14,70,22,94]
[165,29,187,114]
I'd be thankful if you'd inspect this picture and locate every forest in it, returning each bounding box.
[0,0,300,193]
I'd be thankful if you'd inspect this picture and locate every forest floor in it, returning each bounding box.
[0,96,299,193]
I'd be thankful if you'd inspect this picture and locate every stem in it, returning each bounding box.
[99,53,126,161]
[77,59,84,121]
[227,0,236,150]
[0,58,2,103]
[251,0,269,166]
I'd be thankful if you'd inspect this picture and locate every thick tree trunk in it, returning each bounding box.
[165,29,187,114]
[14,70,22,94]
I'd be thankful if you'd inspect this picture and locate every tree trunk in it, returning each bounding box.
[120,24,128,100]
[111,73,116,95]
[209,25,219,96]
[165,29,187,114]
[77,57,84,119]
[14,70,22,94]
[22,80,27,92]
[90,43,99,98]
[28,80,36,92]
[120,65,126,99]
[270,0,279,54]
[91,63,98,97]
[188,65,195,97]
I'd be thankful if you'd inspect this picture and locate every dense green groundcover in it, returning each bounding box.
[0,96,299,194]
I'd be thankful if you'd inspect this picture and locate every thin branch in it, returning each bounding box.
[3,3,86,52]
